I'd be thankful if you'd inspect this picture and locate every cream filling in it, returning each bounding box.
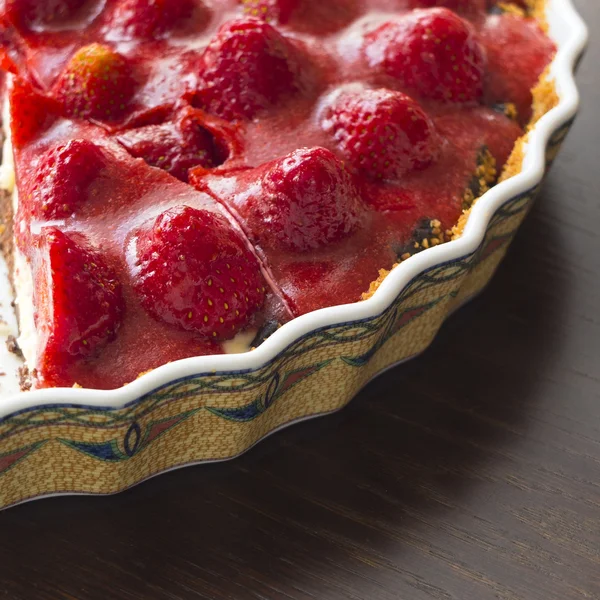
[1,88,38,369]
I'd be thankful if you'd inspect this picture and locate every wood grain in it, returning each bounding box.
[0,1,598,598]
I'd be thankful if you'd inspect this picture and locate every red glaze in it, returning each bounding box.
[0,1,555,388]
[6,0,87,28]
[116,108,224,182]
[480,13,556,122]
[109,0,199,39]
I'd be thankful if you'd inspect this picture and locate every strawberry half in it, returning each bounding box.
[35,228,124,376]
[26,139,106,219]
[5,0,87,28]
[53,43,136,121]
[195,18,302,121]
[131,205,266,340]
[116,109,224,182]
[9,78,59,148]
[236,147,365,252]
[365,8,486,103]
[321,87,440,181]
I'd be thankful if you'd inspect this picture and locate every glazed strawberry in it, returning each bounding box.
[35,228,124,373]
[238,147,364,252]
[5,0,86,27]
[409,0,486,15]
[27,140,106,219]
[111,0,198,39]
[321,88,440,181]
[9,79,59,148]
[481,14,556,121]
[53,43,136,121]
[239,0,299,24]
[196,18,302,120]
[116,111,222,182]
[365,8,486,103]
[132,206,266,339]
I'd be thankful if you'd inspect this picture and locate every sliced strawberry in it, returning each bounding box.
[131,205,266,339]
[321,88,440,181]
[116,109,224,182]
[9,78,59,148]
[195,18,302,121]
[53,43,136,121]
[5,0,86,28]
[238,0,299,24]
[236,147,365,252]
[35,228,124,377]
[26,139,106,219]
[365,8,486,104]
[110,0,200,39]
[481,14,556,122]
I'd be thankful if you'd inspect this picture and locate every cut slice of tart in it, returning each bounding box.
[0,0,556,390]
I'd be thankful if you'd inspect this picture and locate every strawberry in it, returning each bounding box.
[238,0,299,24]
[196,18,301,121]
[409,0,486,16]
[321,88,440,181]
[116,110,223,182]
[238,147,364,252]
[132,206,266,339]
[365,8,486,103]
[481,14,555,122]
[9,78,59,148]
[53,43,136,121]
[35,228,124,373]
[5,0,86,28]
[111,0,198,39]
[27,140,106,219]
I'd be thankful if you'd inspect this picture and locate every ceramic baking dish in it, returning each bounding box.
[0,0,588,510]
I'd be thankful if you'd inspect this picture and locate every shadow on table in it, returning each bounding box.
[0,190,572,599]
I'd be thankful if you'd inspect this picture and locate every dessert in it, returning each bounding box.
[0,0,556,390]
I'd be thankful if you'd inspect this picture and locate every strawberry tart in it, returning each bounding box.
[0,0,555,389]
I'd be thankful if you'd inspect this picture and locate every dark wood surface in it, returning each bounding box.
[0,2,598,598]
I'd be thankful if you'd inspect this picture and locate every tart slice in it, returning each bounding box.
[0,0,556,390]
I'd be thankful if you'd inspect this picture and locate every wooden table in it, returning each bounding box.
[0,2,598,598]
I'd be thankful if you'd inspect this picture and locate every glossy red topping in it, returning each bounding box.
[366,8,486,103]
[239,0,299,24]
[116,109,223,182]
[6,0,86,27]
[0,0,556,389]
[53,43,136,121]
[195,18,303,121]
[409,0,485,16]
[481,14,556,122]
[110,0,199,39]
[8,79,58,148]
[35,228,124,384]
[322,87,440,181]
[131,205,266,340]
[236,147,364,252]
[27,139,106,219]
